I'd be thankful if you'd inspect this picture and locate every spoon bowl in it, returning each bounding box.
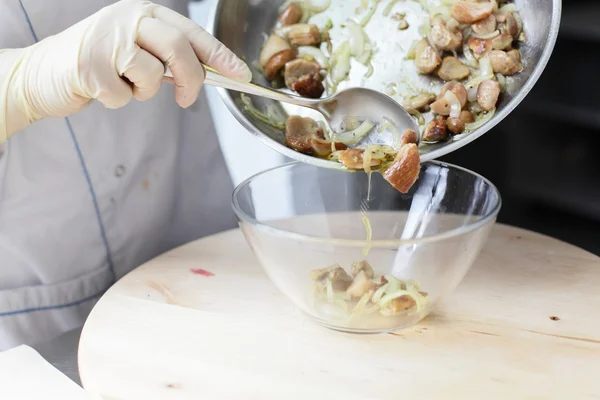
[183,66,420,169]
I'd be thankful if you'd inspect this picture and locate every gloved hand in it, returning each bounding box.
[0,0,251,143]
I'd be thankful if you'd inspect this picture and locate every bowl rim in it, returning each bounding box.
[231,160,503,247]
[207,0,562,165]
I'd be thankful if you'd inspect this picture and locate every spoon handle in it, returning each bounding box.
[164,64,318,108]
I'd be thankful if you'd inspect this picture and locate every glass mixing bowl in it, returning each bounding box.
[232,162,501,333]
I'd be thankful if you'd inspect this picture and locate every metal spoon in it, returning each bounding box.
[165,65,419,168]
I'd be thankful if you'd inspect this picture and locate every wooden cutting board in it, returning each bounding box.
[78,224,600,400]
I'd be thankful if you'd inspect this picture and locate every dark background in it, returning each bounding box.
[440,1,600,255]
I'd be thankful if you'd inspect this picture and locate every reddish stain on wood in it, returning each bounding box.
[190,268,215,277]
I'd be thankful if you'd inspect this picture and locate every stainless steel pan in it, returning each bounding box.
[207,0,561,168]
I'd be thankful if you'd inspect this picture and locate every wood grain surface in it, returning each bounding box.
[78,224,600,400]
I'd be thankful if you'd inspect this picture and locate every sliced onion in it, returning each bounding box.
[326,280,334,301]
[300,7,312,24]
[330,41,352,89]
[351,292,372,314]
[426,28,440,54]
[491,0,499,13]
[273,25,294,37]
[407,108,425,125]
[331,120,375,145]
[479,55,494,79]
[462,42,479,69]
[468,102,484,115]
[465,75,488,91]
[467,85,478,102]
[447,17,460,31]
[496,73,507,93]
[259,34,292,66]
[364,62,374,78]
[471,30,500,39]
[347,21,365,57]
[371,283,389,303]
[360,0,379,27]
[297,46,330,68]
[405,40,418,60]
[347,20,373,66]
[240,94,286,130]
[444,90,462,119]
[385,82,397,96]
[363,147,374,172]
[499,3,516,13]
[364,144,392,160]
[465,108,496,131]
[356,39,373,65]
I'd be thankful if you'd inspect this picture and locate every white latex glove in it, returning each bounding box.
[0,0,251,143]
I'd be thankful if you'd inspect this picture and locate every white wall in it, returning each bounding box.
[189,0,286,186]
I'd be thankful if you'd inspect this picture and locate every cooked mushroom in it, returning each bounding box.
[309,264,336,281]
[278,2,302,26]
[312,136,347,157]
[467,37,492,59]
[498,12,521,40]
[338,149,382,170]
[446,117,464,135]
[451,1,495,24]
[489,49,522,75]
[351,260,375,279]
[380,295,417,316]
[264,49,297,80]
[508,49,522,64]
[491,33,514,50]
[430,16,463,51]
[285,115,321,153]
[447,110,474,134]
[432,81,468,115]
[430,98,451,116]
[259,34,292,67]
[422,116,449,142]
[400,129,418,147]
[403,93,436,112]
[346,270,375,298]
[310,264,354,292]
[284,24,321,46]
[415,39,442,74]
[439,81,468,107]
[472,14,497,36]
[382,143,421,194]
[285,116,345,155]
[292,76,325,98]
[437,56,470,81]
[284,59,324,98]
[477,79,501,111]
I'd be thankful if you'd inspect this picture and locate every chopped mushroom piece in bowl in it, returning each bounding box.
[232,161,501,333]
